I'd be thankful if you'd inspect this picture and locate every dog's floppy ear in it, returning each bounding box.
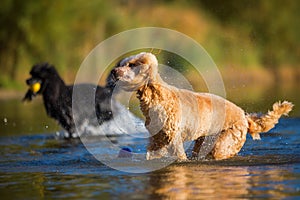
[140,53,159,82]
[137,57,148,65]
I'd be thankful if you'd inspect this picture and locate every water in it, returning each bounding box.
[0,90,300,199]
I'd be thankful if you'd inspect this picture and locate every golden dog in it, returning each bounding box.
[109,52,293,160]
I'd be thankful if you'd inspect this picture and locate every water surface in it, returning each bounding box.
[0,89,300,199]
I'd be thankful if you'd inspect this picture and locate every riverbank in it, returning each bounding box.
[1,66,299,98]
[0,90,23,100]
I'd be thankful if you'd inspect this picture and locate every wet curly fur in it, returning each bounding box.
[109,52,294,160]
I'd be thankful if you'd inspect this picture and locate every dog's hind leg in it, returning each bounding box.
[191,135,219,160]
[210,127,247,160]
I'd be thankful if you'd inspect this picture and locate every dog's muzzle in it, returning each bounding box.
[111,68,124,80]
[23,78,41,102]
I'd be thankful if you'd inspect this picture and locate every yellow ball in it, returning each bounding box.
[30,82,41,93]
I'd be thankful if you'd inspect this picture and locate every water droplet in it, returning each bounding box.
[3,118,7,123]
[45,125,49,129]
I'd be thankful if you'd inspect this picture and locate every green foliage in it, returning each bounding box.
[198,0,300,68]
[0,74,22,89]
[0,0,299,89]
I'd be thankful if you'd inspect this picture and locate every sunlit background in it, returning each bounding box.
[1,1,300,199]
[1,0,299,87]
[1,0,299,135]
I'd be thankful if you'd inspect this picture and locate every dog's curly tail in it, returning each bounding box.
[246,101,293,140]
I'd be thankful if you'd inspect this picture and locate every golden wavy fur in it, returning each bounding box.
[110,52,293,160]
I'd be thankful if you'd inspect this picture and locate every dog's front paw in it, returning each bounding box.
[146,151,162,160]
[146,147,169,160]
[176,154,188,162]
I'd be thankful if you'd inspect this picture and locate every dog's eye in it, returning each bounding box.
[128,63,135,68]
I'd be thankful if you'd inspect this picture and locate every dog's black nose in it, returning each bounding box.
[111,68,117,79]
[106,69,118,88]
[26,78,32,85]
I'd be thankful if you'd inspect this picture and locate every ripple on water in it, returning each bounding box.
[0,118,299,199]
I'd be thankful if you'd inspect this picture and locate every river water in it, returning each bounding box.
[0,87,300,199]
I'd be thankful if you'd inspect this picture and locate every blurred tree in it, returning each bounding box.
[0,0,124,87]
[0,0,34,80]
[0,0,57,86]
[1,0,299,88]
[197,0,300,80]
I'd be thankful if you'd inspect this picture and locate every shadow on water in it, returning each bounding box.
[0,83,300,199]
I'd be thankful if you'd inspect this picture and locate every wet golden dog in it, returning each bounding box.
[109,52,293,161]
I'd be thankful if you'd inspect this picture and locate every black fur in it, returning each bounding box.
[23,62,114,138]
